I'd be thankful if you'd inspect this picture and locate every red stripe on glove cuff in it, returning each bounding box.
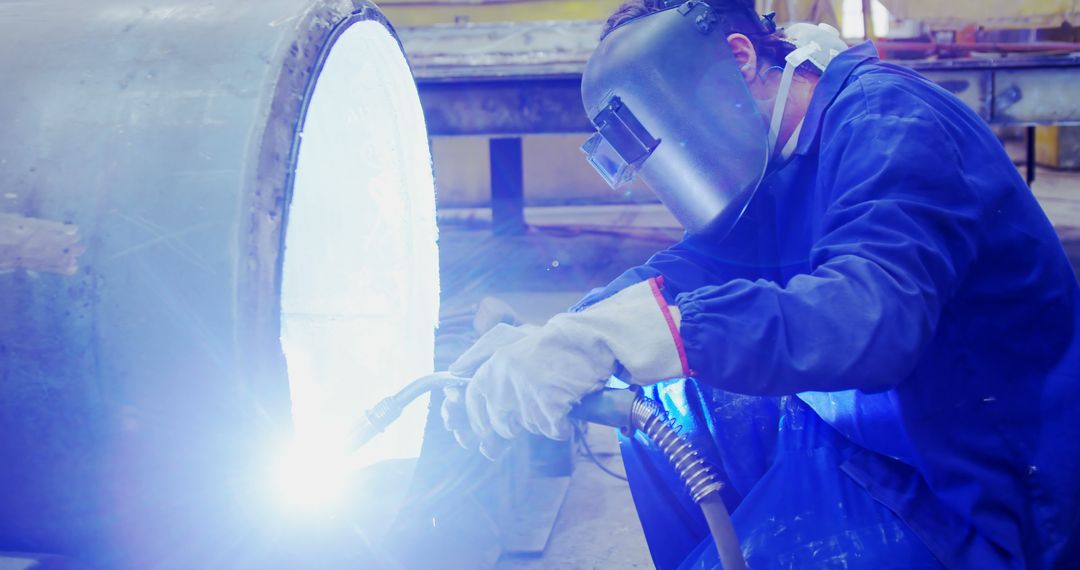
[648,277,692,378]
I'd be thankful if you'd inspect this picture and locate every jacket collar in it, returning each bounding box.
[790,41,880,158]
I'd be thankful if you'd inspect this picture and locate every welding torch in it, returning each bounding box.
[349,372,746,570]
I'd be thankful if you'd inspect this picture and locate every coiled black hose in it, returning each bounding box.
[631,396,745,570]
[631,396,724,503]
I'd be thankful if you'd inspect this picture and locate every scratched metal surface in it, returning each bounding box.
[0,1,399,567]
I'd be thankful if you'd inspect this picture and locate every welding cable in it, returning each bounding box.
[572,421,629,482]
[436,214,680,243]
[631,396,746,570]
[699,495,744,570]
[529,223,682,243]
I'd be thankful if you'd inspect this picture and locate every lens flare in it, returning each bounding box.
[270,433,353,513]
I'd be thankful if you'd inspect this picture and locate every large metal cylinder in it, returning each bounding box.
[0,1,439,566]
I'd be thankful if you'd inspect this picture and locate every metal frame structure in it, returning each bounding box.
[400,21,1080,229]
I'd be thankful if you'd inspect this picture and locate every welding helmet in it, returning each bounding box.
[580,1,777,236]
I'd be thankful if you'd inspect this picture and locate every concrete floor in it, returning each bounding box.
[495,428,653,569]
[435,165,1080,569]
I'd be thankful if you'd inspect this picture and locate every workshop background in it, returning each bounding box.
[0,0,1077,568]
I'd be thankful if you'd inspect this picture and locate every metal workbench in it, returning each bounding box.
[398,21,1080,231]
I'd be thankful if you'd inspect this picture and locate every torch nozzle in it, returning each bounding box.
[349,372,465,450]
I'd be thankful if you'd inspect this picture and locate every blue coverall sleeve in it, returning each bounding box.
[571,233,736,311]
[677,112,981,395]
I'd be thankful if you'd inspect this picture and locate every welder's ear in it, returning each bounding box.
[727,33,759,83]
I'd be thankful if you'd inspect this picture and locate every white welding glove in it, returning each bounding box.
[442,322,538,451]
[448,322,539,378]
[472,296,524,339]
[454,277,689,455]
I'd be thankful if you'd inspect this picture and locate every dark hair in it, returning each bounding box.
[601,0,821,77]
[602,0,667,35]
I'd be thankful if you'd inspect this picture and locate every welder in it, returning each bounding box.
[441,0,1080,567]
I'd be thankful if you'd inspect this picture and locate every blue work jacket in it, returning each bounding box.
[582,43,1080,567]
